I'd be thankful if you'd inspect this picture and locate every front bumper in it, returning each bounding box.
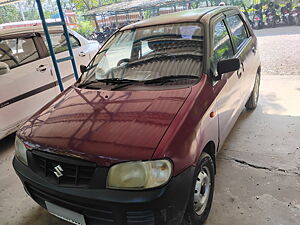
[13,157,194,225]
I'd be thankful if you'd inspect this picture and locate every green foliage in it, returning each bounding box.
[101,0,122,6]
[74,20,95,37]
[143,9,152,19]
[71,0,122,12]
[0,5,21,24]
[71,0,99,11]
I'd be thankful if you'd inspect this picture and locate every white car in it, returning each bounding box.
[0,26,100,139]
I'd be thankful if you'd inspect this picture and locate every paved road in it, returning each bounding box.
[0,25,299,225]
[255,26,300,76]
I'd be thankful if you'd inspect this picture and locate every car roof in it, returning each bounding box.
[0,26,63,39]
[121,6,239,30]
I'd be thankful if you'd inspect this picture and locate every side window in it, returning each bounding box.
[43,33,80,54]
[0,37,39,69]
[226,15,249,50]
[211,20,234,75]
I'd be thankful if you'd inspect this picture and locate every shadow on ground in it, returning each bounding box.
[255,25,300,37]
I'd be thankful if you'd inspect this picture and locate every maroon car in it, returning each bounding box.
[13,6,260,225]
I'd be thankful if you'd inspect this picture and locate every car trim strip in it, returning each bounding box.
[0,73,75,109]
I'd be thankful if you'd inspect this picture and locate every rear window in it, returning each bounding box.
[42,33,80,54]
[0,37,39,69]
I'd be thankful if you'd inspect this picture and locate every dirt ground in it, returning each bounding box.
[0,26,299,225]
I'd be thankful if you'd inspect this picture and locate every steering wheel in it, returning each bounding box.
[117,58,130,66]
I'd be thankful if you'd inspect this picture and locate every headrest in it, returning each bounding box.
[0,43,12,54]
[22,39,35,53]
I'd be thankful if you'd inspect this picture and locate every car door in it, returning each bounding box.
[210,16,244,148]
[69,30,99,64]
[225,12,258,105]
[43,32,92,90]
[0,35,58,137]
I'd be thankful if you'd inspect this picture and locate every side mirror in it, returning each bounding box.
[80,65,87,74]
[0,62,10,76]
[215,58,240,80]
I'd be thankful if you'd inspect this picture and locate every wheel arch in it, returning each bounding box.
[257,65,261,74]
[202,141,217,174]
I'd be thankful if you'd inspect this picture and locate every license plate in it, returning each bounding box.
[46,201,86,225]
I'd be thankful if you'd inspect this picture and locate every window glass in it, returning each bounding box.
[226,15,248,50]
[211,21,234,75]
[141,41,153,56]
[0,37,39,69]
[99,30,135,72]
[81,23,204,83]
[43,33,80,54]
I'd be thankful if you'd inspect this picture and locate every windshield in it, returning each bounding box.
[79,23,204,88]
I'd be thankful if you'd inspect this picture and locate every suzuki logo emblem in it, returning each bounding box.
[54,165,64,178]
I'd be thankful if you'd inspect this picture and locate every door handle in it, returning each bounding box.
[237,62,244,78]
[79,52,86,57]
[237,71,242,78]
[252,46,257,54]
[36,64,48,72]
[241,62,245,72]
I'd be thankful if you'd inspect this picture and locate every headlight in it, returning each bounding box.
[107,160,172,190]
[15,136,28,166]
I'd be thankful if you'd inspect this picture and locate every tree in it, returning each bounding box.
[0,5,21,24]
[74,20,94,37]
[71,0,99,11]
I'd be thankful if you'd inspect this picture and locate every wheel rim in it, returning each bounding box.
[193,166,211,216]
[253,73,260,104]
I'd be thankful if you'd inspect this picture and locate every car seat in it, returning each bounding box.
[0,43,18,69]
[19,39,38,64]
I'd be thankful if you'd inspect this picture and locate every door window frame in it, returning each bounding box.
[223,11,252,54]
[39,31,82,57]
[209,13,235,84]
[0,35,43,70]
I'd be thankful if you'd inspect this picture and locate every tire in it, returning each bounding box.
[295,16,300,26]
[271,21,276,28]
[245,71,260,110]
[182,152,215,225]
[288,16,293,25]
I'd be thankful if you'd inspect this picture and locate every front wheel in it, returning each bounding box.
[182,152,215,225]
[245,71,261,110]
[295,16,300,26]
[271,19,276,28]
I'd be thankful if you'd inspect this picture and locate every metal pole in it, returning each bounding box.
[36,0,64,92]
[17,3,25,21]
[56,0,79,80]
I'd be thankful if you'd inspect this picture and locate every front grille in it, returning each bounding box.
[127,211,155,225]
[29,150,96,187]
[25,183,115,225]
[25,183,156,225]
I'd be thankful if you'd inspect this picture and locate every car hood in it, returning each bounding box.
[18,86,191,166]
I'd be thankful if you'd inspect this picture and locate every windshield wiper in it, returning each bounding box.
[99,78,139,84]
[110,81,140,91]
[77,78,138,89]
[77,80,100,88]
[144,75,199,85]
